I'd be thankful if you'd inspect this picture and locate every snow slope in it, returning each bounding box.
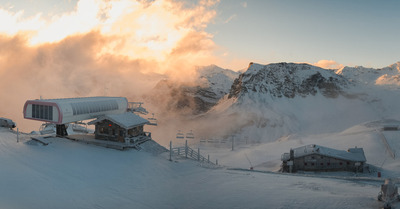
[0,127,390,209]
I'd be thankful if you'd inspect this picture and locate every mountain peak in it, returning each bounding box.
[228,62,348,99]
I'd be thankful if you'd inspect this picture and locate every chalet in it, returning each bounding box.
[88,112,149,143]
[281,144,366,173]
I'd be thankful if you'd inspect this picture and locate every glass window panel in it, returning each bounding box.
[44,105,48,120]
[35,104,40,118]
[32,104,36,118]
[49,106,53,120]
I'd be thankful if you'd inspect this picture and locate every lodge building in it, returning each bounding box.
[281,144,366,173]
[88,112,149,143]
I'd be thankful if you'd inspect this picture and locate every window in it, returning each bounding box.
[43,105,48,120]
[31,104,53,120]
[49,106,53,119]
[304,163,307,166]
[35,104,39,118]
[311,163,315,166]
[32,104,36,118]
[320,163,323,166]
[119,130,124,137]
[327,163,330,166]
[339,162,343,165]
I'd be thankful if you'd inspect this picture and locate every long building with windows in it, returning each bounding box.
[23,97,129,136]
[23,97,128,124]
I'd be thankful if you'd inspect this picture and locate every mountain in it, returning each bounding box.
[146,65,239,115]
[336,62,400,87]
[194,62,400,141]
[229,62,349,100]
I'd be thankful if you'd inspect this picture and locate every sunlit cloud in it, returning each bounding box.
[0,0,219,130]
[313,60,344,70]
[0,0,218,64]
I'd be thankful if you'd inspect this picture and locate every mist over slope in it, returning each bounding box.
[145,65,239,115]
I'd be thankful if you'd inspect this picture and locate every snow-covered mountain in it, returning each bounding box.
[146,65,239,115]
[229,62,349,100]
[336,62,400,87]
[192,62,400,141]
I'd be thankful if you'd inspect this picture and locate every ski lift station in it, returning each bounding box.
[23,97,155,143]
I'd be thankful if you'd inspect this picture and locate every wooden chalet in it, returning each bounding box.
[88,112,149,143]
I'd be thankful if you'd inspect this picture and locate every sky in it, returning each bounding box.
[1,0,399,71]
[207,0,400,70]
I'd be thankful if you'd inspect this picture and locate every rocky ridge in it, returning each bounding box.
[228,62,349,100]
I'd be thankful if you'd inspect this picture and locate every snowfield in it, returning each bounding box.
[1,124,399,209]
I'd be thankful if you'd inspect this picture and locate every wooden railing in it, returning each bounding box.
[169,140,218,166]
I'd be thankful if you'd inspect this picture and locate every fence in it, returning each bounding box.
[169,140,218,166]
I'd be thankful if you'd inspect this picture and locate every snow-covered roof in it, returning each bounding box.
[292,144,366,162]
[88,112,149,129]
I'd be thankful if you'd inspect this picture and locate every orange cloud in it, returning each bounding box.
[0,0,218,62]
[313,60,344,70]
[0,0,220,131]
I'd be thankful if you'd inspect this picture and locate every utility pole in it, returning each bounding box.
[185,140,188,158]
[231,135,235,151]
[169,141,172,161]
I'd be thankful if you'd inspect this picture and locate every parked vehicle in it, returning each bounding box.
[0,117,16,129]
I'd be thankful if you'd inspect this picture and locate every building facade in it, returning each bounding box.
[281,144,366,173]
[88,112,149,143]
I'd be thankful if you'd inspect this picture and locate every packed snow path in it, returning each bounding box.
[0,128,385,209]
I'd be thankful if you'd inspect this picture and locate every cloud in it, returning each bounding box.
[0,0,219,131]
[0,0,218,62]
[313,60,344,70]
[241,2,247,8]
